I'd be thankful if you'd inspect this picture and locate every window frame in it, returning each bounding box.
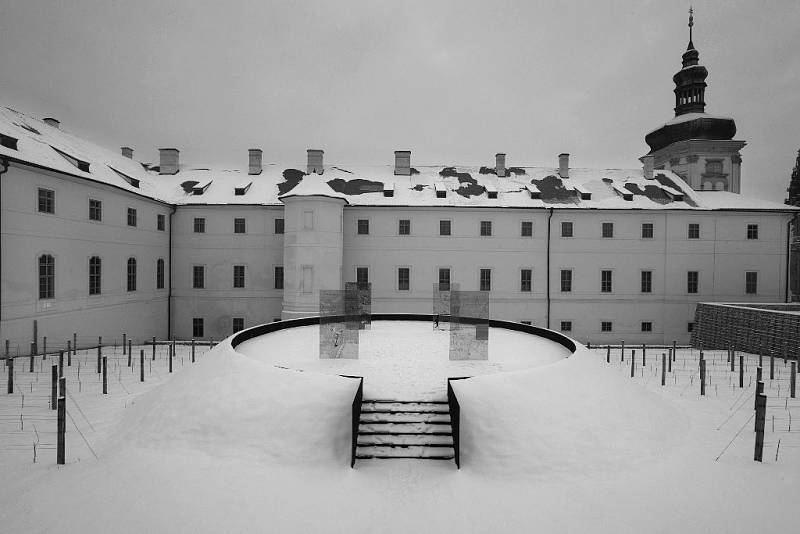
[745,271,758,295]
[520,220,533,237]
[233,265,246,289]
[274,218,285,235]
[601,222,614,239]
[157,213,166,231]
[600,269,613,293]
[38,254,55,299]
[355,266,369,289]
[234,217,246,234]
[479,268,492,291]
[192,265,205,289]
[193,217,206,233]
[746,224,759,240]
[88,256,101,295]
[601,321,613,333]
[274,265,284,290]
[232,317,245,334]
[520,268,532,292]
[641,270,653,293]
[687,223,700,240]
[156,258,165,290]
[357,219,370,235]
[439,219,451,236]
[88,198,102,222]
[438,267,451,291]
[560,320,573,333]
[37,188,55,214]
[397,266,410,291]
[561,221,574,238]
[687,270,699,294]
[560,269,573,293]
[479,220,492,237]
[641,222,654,239]
[641,321,653,332]
[398,219,411,236]
[192,317,204,338]
[126,257,137,292]
[127,207,137,227]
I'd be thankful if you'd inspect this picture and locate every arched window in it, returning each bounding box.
[89,256,101,295]
[127,258,137,292]
[38,254,55,299]
[714,181,726,191]
[156,258,165,290]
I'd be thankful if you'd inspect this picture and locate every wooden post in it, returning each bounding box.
[67,340,72,366]
[57,396,66,465]
[791,362,796,399]
[51,364,57,410]
[97,337,102,374]
[759,351,763,367]
[169,343,173,373]
[4,339,8,357]
[754,391,766,462]
[127,347,132,368]
[191,338,195,363]
[139,350,144,382]
[755,379,764,410]
[128,339,132,361]
[620,340,625,362]
[668,349,672,373]
[59,376,66,398]
[32,319,38,356]
[102,357,107,394]
[661,353,666,386]
[770,352,775,380]
[123,333,127,355]
[29,343,35,372]
[700,359,706,396]
[58,351,64,378]
[730,347,735,372]
[739,356,744,388]
[43,336,47,358]
[642,344,646,367]
[672,340,676,361]
[7,358,13,394]
[152,337,156,361]
[630,349,635,378]
[73,332,77,353]
[606,345,610,363]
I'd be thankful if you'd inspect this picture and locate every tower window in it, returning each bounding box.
[398,267,410,291]
[687,271,699,294]
[641,223,654,239]
[438,268,451,291]
[747,224,759,240]
[440,220,451,236]
[233,265,245,288]
[479,268,491,291]
[398,219,411,235]
[126,258,137,292]
[38,188,55,214]
[234,218,246,234]
[274,266,284,289]
[156,258,165,289]
[193,217,205,233]
[745,271,758,295]
[357,219,369,235]
[193,265,204,289]
[687,223,700,239]
[480,221,492,236]
[39,254,55,299]
[520,269,532,292]
[602,222,614,238]
[89,256,101,295]
[561,221,573,238]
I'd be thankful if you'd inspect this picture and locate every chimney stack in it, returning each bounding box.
[641,154,655,180]
[43,117,60,129]
[394,150,411,176]
[558,153,570,179]
[248,148,263,175]
[121,147,134,159]
[495,153,506,177]
[158,148,180,175]
[307,149,324,174]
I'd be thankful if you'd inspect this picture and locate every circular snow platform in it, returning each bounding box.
[232,314,576,401]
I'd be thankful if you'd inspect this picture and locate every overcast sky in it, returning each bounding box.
[1,0,798,202]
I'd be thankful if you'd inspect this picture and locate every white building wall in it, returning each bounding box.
[0,163,170,351]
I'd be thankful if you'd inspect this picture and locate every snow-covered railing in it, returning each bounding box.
[340,374,364,468]
[447,376,470,469]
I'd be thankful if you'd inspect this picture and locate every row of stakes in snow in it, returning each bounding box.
[2,333,215,465]
[600,341,798,462]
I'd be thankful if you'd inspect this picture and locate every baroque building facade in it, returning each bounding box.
[1,23,797,349]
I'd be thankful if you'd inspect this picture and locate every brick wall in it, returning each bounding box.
[692,303,800,360]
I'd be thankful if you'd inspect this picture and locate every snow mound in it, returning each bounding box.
[455,348,687,478]
[105,342,359,465]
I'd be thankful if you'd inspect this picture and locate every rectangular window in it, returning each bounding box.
[560,269,572,292]
[234,218,246,234]
[38,188,55,214]
[641,321,653,332]
[89,199,102,221]
[89,256,101,295]
[480,221,492,236]
[641,270,653,293]
[438,268,451,291]
[561,221,573,238]
[688,223,700,239]
[641,222,654,239]
[398,267,410,291]
[127,207,137,227]
[38,255,55,299]
[126,258,136,292]
[193,265,205,289]
[479,268,491,291]
[274,266,284,290]
[601,321,612,332]
[398,219,411,235]
[687,271,699,294]
[156,258,165,290]
[233,265,245,288]
[274,218,284,234]
[560,321,572,332]
[357,219,369,235]
[356,267,369,288]
[521,221,533,237]
[602,222,614,238]
[157,214,165,231]
[193,217,205,233]
[520,269,532,292]
[439,220,451,236]
[232,317,244,333]
[601,270,613,293]
[747,224,759,240]
[192,318,204,338]
[745,271,758,294]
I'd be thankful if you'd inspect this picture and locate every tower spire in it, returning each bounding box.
[688,7,694,50]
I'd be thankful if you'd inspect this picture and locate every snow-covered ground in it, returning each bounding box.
[0,330,798,533]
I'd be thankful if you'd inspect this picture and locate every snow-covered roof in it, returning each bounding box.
[0,105,795,212]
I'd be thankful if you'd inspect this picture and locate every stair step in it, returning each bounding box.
[360,412,451,424]
[364,399,447,405]
[357,434,453,446]
[359,422,452,434]
[355,445,455,459]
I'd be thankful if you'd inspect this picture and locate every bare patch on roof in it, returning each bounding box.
[278,169,307,195]
[479,166,527,176]
[440,167,485,198]
[412,184,427,192]
[330,166,353,174]
[14,121,40,135]
[181,181,200,194]
[530,175,575,203]
[410,167,420,175]
[327,178,384,195]
[624,183,670,204]
[655,173,697,207]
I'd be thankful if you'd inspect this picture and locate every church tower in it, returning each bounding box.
[643,9,746,192]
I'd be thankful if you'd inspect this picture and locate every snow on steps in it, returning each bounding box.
[355,399,455,462]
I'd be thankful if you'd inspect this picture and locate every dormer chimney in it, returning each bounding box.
[158,148,180,175]
[558,153,570,179]
[641,154,655,180]
[121,147,134,159]
[495,153,506,177]
[307,149,324,174]
[248,148,262,175]
[394,150,411,176]
[43,118,60,129]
